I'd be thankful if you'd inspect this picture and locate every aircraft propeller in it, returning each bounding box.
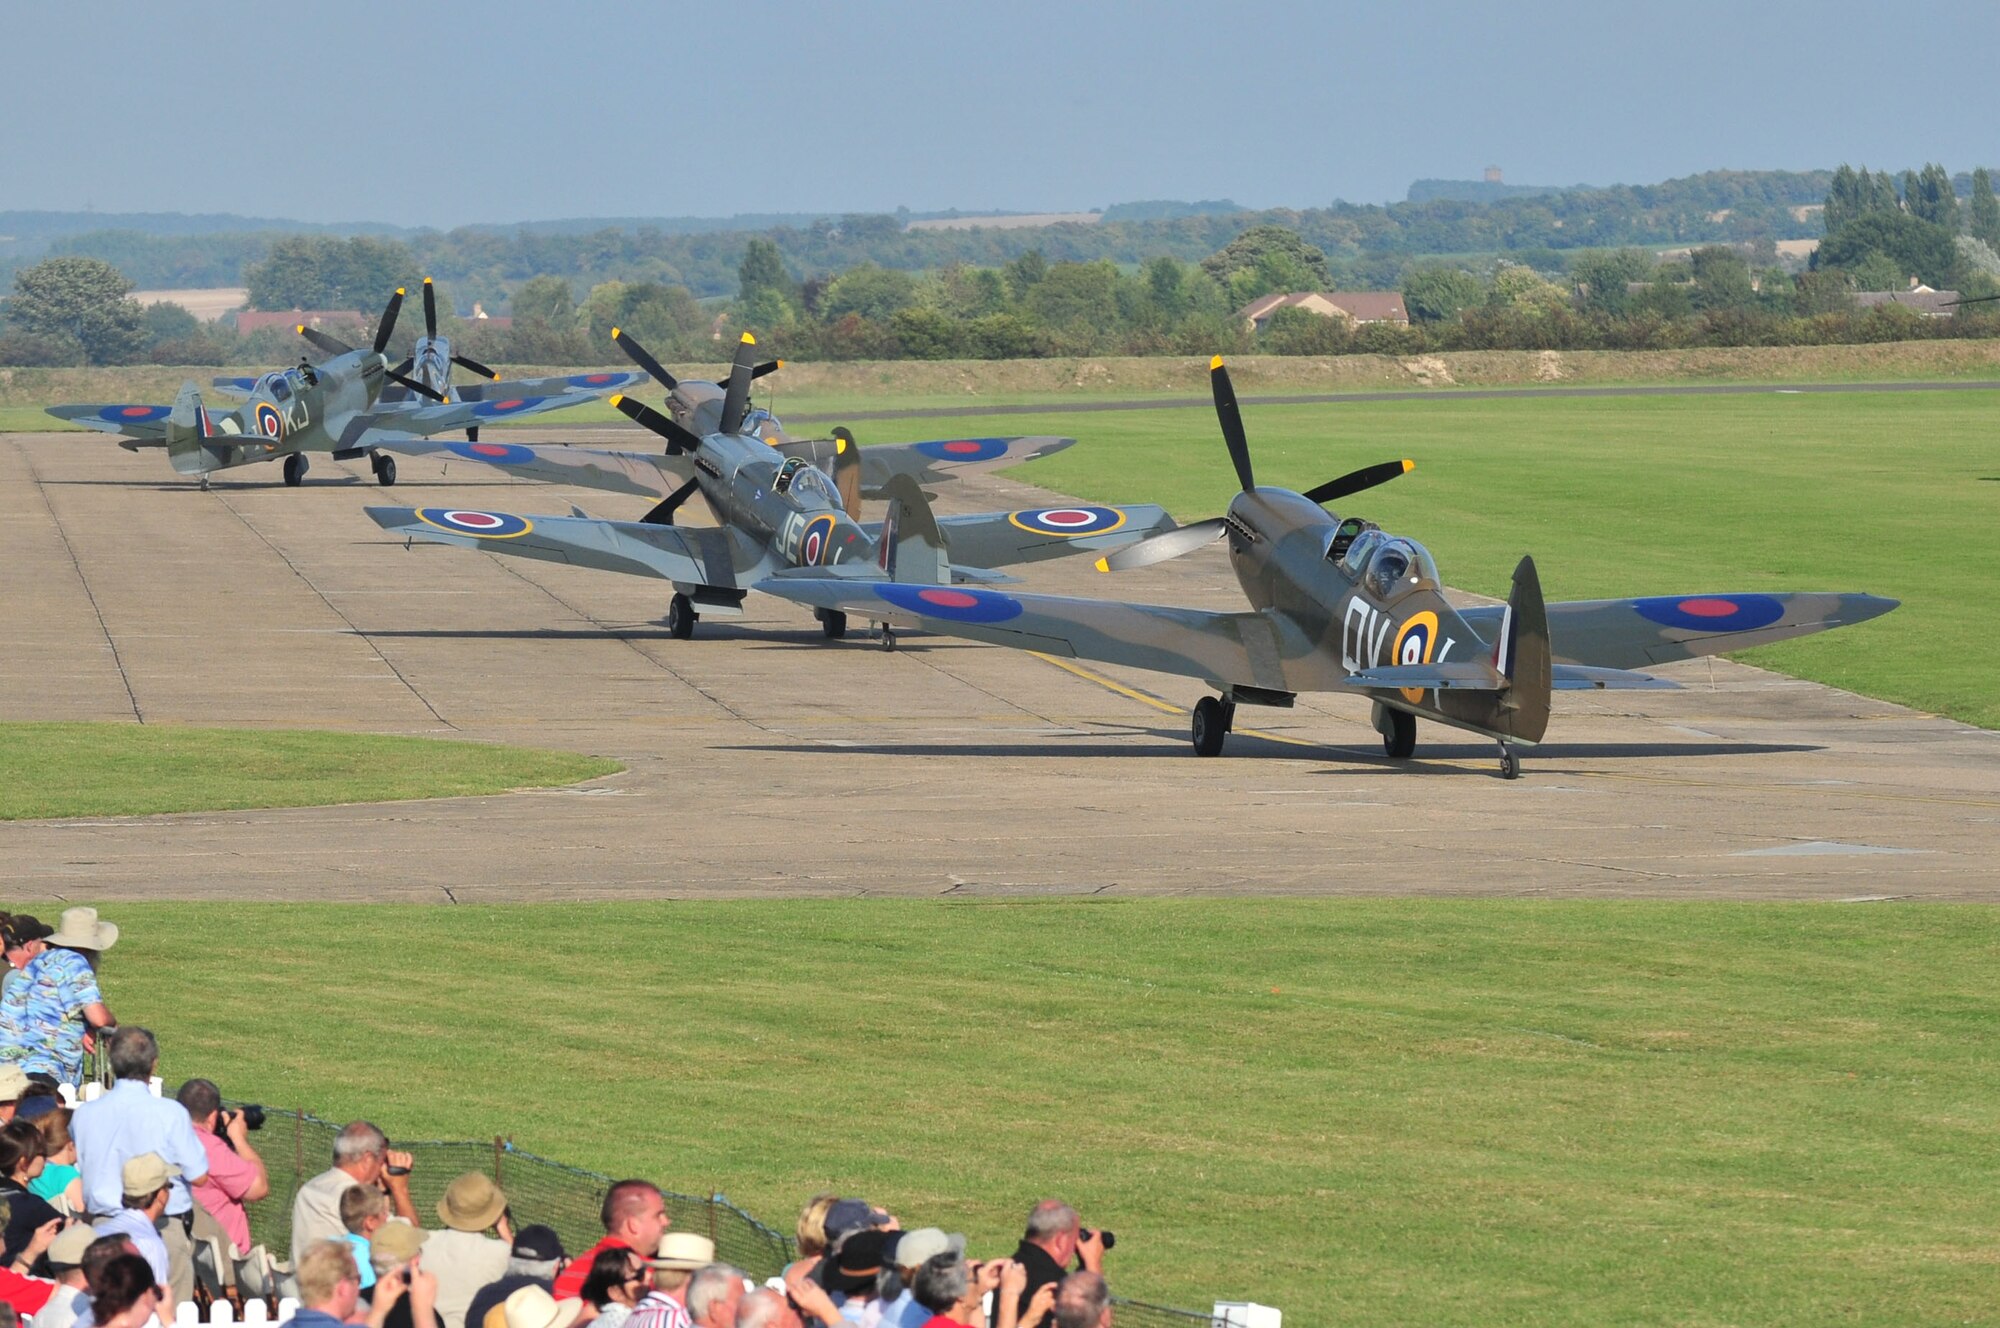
[832,427,863,521]
[294,289,447,402]
[608,392,704,455]
[609,326,783,438]
[1098,356,1413,573]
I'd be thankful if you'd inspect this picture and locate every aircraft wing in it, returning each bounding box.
[772,436,1075,489]
[371,439,693,498]
[454,371,648,400]
[755,578,1351,695]
[888,504,1178,569]
[366,505,770,585]
[209,377,259,396]
[1343,662,1677,691]
[367,393,588,434]
[1457,592,1899,668]
[45,403,175,441]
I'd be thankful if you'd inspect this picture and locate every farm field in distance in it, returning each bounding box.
[105,899,2000,1328]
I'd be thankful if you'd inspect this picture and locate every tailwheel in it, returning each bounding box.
[667,592,697,640]
[283,453,308,487]
[1382,709,1416,759]
[372,453,397,486]
[816,608,847,641]
[1191,695,1231,757]
[1498,743,1520,780]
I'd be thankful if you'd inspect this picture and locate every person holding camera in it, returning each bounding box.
[1007,1204,1106,1322]
[173,1080,268,1264]
[291,1123,417,1266]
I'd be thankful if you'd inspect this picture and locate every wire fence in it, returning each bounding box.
[233,1109,1240,1328]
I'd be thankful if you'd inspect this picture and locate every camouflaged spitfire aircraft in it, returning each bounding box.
[365,331,1174,640]
[49,285,634,488]
[373,325,1077,504]
[759,356,1898,778]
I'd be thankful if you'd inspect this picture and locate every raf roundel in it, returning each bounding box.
[799,514,838,567]
[1006,506,1128,537]
[874,583,1024,624]
[107,405,170,423]
[254,402,284,439]
[1633,594,1786,633]
[472,396,546,419]
[413,508,534,539]
[445,441,537,466]
[912,437,1010,463]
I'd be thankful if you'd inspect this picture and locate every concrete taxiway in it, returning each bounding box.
[3,430,1996,902]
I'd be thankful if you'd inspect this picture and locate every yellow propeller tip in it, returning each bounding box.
[741,332,757,346]
[423,277,433,285]
[396,287,406,296]
[295,325,305,335]
[609,394,624,407]
[776,359,786,368]
[1209,354,1226,370]
[1402,459,1415,472]
[1093,557,1111,573]
[611,327,622,338]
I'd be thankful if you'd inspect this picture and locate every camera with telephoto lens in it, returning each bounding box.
[227,1105,266,1131]
[1081,1228,1116,1252]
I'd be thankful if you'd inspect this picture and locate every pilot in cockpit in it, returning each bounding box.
[298,358,319,387]
[773,456,806,494]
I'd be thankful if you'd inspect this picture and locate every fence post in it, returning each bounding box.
[708,1192,718,1248]
[493,1137,506,1184]
[294,1109,305,1187]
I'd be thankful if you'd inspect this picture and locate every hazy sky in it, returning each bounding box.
[5,0,1996,227]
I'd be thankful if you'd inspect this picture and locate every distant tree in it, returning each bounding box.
[512,275,578,328]
[8,256,146,364]
[1027,261,1121,341]
[1970,168,2000,250]
[1488,263,1570,317]
[1688,246,1756,310]
[1791,268,1856,316]
[1400,263,1486,321]
[737,237,792,300]
[244,235,416,311]
[1816,210,1961,289]
[139,300,200,347]
[1823,164,1861,234]
[1569,248,1655,314]
[1003,250,1048,303]
[1259,304,1351,355]
[820,265,919,323]
[1201,226,1332,304]
[890,305,962,359]
[1906,163,1960,231]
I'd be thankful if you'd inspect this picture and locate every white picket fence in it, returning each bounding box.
[167,1300,298,1327]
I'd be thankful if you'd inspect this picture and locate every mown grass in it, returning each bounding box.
[0,723,620,820]
[98,900,2000,1327]
[885,389,1983,728]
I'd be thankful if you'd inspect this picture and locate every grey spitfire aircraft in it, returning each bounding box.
[759,356,1898,778]
[49,287,630,489]
[365,331,1175,641]
[373,326,1075,503]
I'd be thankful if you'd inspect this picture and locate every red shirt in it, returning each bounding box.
[0,1268,54,1316]
[922,1318,976,1328]
[551,1236,629,1300]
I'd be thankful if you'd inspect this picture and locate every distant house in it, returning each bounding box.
[1239,291,1410,332]
[1854,284,1959,317]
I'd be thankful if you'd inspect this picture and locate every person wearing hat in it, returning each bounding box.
[464,1225,568,1328]
[368,1221,439,1328]
[818,1228,894,1325]
[0,908,117,1091]
[30,1222,97,1328]
[0,916,52,1006]
[501,1284,584,1328]
[0,1067,28,1127]
[90,1153,176,1312]
[876,1230,966,1328]
[423,1172,514,1328]
[627,1233,715,1328]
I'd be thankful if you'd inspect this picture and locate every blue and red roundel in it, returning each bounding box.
[254,402,285,439]
[912,437,1010,463]
[874,583,1023,624]
[1006,506,1127,537]
[103,404,170,423]
[1634,594,1786,632]
[414,508,534,539]
[569,373,620,387]
[470,396,549,418]
[445,441,537,465]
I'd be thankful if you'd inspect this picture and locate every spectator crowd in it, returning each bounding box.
[0,910,1122,1328]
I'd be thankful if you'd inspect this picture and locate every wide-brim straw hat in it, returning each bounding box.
[47,907,118,952]
[437,1170,509,1232]
[503,1286,584,1328]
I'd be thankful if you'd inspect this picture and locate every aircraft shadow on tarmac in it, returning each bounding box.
[720,734,1821,764]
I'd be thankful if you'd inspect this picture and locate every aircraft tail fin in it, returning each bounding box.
[165,382,222,474]
[1491,554,1552,743]
[875,473,948,585]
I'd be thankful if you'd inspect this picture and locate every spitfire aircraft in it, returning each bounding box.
[365,332,1176,641]
[374,325,1076,503]
[49,286,630,488]
[759,357,1898,778]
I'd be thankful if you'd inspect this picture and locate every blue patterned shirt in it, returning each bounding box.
[0,949,102,1084]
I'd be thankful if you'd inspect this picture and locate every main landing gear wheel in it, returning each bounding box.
[1382,709,1416,759]
[371,453,397,486]
[1191,695,1233,757]
[283,453,308,487]
[667,592,697,640]
[1498,744,1520,780]
[879,623,898,652]
[816,608,847,640]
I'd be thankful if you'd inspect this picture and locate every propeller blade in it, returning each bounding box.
[1944,292,2000,307]
[373,288,405,355]
[750,359,784,381]
[452,354,500,381]
[832,427,863,521]
[1303,459,1415,506]
[299,325,354,358]
[389,357,415,378]
[387,371,447,403]
[610,393,703,455]
[1096,516,1228,573]
[422,278,438,338]
[719,332,759,435]
[639,476,703,526]
[609,327,678,390]
[1210,355,1254,491]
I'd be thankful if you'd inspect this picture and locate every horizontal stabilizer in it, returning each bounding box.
[1552,664,1678,690]
[1342,661,1507,692]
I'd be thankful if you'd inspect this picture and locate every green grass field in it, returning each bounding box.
[102,900,2000,1327]
[868,389,1984,729]
[0,723,619,819]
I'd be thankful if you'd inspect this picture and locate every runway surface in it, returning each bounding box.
[4,430,1996,903]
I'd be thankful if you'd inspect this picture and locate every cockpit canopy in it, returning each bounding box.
[741,407,783,442]
[1339,530,1440,601]
[773,456,840,509]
